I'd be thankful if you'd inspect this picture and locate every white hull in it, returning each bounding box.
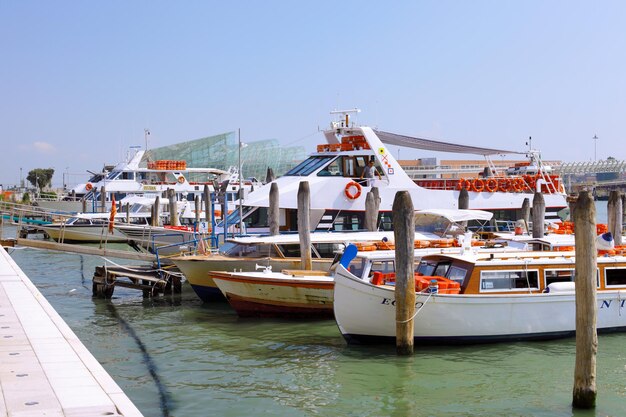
[41,225,128,243]
[333,265,626,344]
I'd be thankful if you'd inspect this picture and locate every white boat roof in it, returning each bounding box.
[227,230,439,245]
[494,233,576,248]
[415,209,493,222]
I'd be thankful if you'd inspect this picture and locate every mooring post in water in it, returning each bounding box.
[203,185,212,223]
[265,167,275,183]
[100,186,106,213]
[572,191,597,409]
[269,182,279,236]
[153,196,161,227]
[458,186,469,230]
[125,203,130,224]
[297,181,312,270]
[82,198,87,214]
[521,197,530,235]
[567,193,578,222]
[194,195,201,227]
[607,190,622,246]
[167,189,178,226]
[532,192,545,238]
[393,191,415,355]
[364,187,380,232]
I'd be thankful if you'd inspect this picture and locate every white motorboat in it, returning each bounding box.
[333,243,626,344]
[233,110,567,234]
[35,146,261,213]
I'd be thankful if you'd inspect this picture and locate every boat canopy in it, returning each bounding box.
[415,209,493,223]
[375,130,523,156]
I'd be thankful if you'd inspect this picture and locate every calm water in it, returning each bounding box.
[4,205,626,417]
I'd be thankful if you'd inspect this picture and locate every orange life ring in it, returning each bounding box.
[344,181,362,199]
[85,182,93,191]
[177,176,185,184]
[485,178,498,192]
[471,179,485,192]
[498,178,510,192]
[512,179,523,192]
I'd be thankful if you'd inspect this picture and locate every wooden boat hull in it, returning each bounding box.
[171,255,332,302]
[211,271,334,318]
[333,265,626,344]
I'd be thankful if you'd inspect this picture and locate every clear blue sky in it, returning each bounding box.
[1,1,625,187]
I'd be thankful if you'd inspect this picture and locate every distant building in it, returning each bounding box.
[144,131,306,181]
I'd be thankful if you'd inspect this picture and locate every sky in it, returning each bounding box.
[1,0,625,188]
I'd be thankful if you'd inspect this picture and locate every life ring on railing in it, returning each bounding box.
[471,179,485,192]
[457,179,472,190]
[498,178,510,192]
[177,176,185,184]
[85,183,93,191]
[344,181,362,199]
[485,178,498,192]
[512,179,523,192]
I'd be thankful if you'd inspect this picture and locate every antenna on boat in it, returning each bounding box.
[330,108,361,128]
[144,128,151,152]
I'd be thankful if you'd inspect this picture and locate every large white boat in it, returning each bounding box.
[233,110,567,233]
[333,244,626,344]
[35,146,261,213]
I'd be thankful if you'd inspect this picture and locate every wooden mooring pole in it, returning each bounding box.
[203,185,212,223]
[364,187,380,232]
[100,186,106,213]
[458,186,469,230]
[607,190,622,246]
[269,182,280,236]
[532,192,545,238]
[297,181,312,270]
[168,189,178,226]
[572,191,597,409]
[393,191,415,355]
[521,197,530,235]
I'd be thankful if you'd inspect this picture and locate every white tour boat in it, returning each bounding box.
[333,243,626,344]
[232,110,568,234]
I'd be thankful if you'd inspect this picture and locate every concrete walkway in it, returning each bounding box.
[0,247,144,417]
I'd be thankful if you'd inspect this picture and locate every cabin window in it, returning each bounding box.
[285,156,334,176]
[371,261,395,274]
[605,268,626,287]
[317,157,343,177]
[312,243,345,259]
[433,262,451,277]
[480,269,539,292]
[276,244,302,258]
[416,261,437,276]
[222,243,277,258]
[447,266,468,285]
[544,269,575,286]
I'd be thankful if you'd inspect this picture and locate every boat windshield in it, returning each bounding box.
[220,243,279,258]
[285,156,335,176]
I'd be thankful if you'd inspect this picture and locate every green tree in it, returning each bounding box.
[26,168,55,191]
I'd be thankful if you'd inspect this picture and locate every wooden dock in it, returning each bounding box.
[93,265,182,298]
[0,246,144,416]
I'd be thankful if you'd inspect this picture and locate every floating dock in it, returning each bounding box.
[0,246,144,416]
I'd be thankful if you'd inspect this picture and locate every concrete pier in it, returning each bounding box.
[0,247,143,416]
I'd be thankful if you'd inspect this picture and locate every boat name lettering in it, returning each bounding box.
[142,185,157,191]
[600,299,626,309]
[380,298,424,309]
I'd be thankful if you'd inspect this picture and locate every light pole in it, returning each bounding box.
[19,167,22,190]
[238,128,244,234]
[593,134,598,161]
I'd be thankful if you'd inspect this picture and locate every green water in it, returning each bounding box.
[4,211,626,417]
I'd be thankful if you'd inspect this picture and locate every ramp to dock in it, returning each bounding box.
[0,246,144,416]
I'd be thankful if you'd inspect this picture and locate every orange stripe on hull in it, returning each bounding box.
[223,292,334,319]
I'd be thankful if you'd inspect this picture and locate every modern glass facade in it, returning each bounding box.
[143,131,306,181]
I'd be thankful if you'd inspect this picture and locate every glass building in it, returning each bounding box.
[144,131,306,181]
